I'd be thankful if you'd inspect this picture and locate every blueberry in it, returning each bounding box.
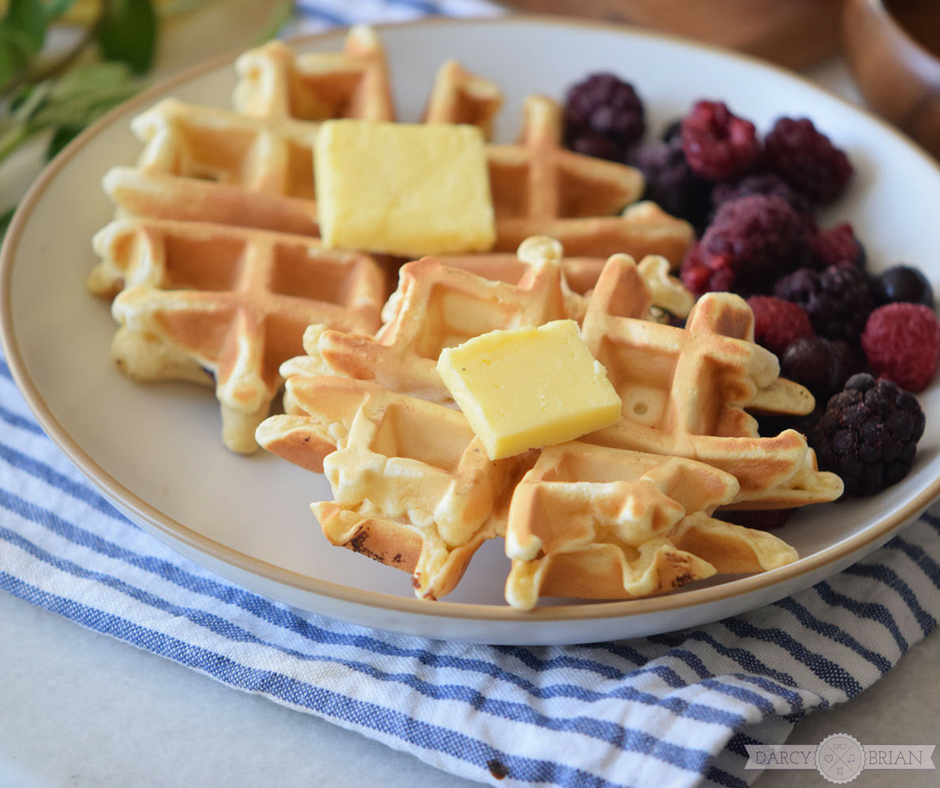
[875,265,934,309]
[781,336,855,405]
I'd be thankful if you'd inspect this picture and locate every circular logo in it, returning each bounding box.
[815,733,865,784]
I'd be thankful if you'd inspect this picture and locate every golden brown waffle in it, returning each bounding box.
[106,29,692,266]
[579,253,843,508]
[483,96,692,262]
[504,442,798,609]
[256,376,532,600]
[440,243,695,323]
[231,33,682,262]
[279,235,575,404]
[104,26,395,235]
[424,59,504,140]
[92,217,386,453]
[232,26,394,121]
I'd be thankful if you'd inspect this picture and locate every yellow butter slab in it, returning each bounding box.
[437,320,623,460]
[315,119,495,256]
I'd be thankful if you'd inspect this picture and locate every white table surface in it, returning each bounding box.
[1,13,939,787]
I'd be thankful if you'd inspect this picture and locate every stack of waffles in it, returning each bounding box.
[89,26,844,608]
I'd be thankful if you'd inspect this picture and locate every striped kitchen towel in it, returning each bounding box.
[3,2,940,788]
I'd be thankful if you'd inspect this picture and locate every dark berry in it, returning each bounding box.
[811,373,925,495]
[773,264,875,344]
[629,137,713,231]
[660,118,683,142]
[874,265,935,308]
[764,117,853,204]
[781,336,857,405]
[693,194,810,295]
[810,223,866,269]
[564,73,645,161]
[747,296,815,356]
[568,132,622,161]
[711,173,815,230]
[681,100,761,181]
[716,509,795,531]
[681,241,722,296]
[861,303,940,392]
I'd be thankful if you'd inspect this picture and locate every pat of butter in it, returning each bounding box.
[314,119,495,257]
[437,320,623,460]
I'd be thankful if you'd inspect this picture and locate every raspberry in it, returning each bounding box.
[861,303,940,392]
[764,117,853,204]
[781,336,857,405]
[711,173,815,229]
[773,264,875,344]
[629,137,713,231]
[874,265,934,308]
[564,73,645,161]
[681,100,761,181]
[693,194,810,295]
[680,241,735,296]
[811,373,925,496]
[810,223,866,269]
[747,296,815,356]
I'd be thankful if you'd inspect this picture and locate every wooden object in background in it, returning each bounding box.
[843,0,940,159]
[499,0,844,70]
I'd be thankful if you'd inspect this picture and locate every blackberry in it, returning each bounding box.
[811,373,925,496]
[693,194,810,295]
[781,336,857,405]
[710,173,815,228]
[874,265,935,308]
[681,100,761,181]
[810,223,866,269]
[773,263,875,344]
[764,117,853,204]
[564,73,645,161]
[568,132,621,161]
[716,509,794,531]
[629,137,713,231]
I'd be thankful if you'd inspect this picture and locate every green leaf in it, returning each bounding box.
[30,62,139,129]
[0,24,34,90]
[0,206,15,247]
[97,0,157,75]
[45,123,82,160]
[254,0,293,45]
[43,0,79,23]
[1,0,47,52]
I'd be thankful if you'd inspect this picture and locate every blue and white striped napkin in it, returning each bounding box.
[3,2,940,788]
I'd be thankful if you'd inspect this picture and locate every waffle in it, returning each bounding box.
[440,244,695,323]
[504,442,799,609]
[424,59,504,140]
[91,217,386,453]
[232,26,394,122]
[279,235,575,404]
[579,253,844,508]
[482,96,692,262]
[103,26,394,235]
[106,28,692,266]
[256,376,532,600]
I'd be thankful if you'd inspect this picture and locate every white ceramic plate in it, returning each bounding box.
[4,17,940,645]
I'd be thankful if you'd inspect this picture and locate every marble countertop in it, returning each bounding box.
[1,15,938,786]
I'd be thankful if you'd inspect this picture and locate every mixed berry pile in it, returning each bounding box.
[562,73,940,504]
